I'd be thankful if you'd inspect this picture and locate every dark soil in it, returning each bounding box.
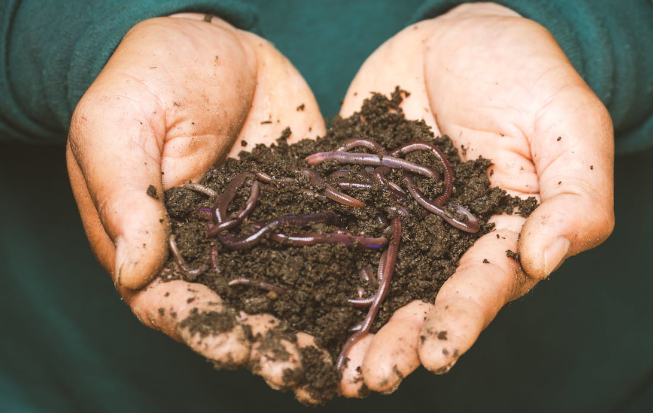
[160,89,537,402]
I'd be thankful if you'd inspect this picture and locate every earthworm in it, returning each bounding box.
[404,176,480,233]
[253,171,273,183]
[333,180,374,191]
[356,286,366,298]
[331,175,405,202]
[348,296,374,308]
[336,218,401,371]
[254,171,295,185]
[228,278,287,295]
[183,183,217,198]
[336,138,387,154]
[168,234,209,280]
[359,266,376,287]
[347,247,387,308]
[300,188,329,201]
[373,166,408,201]
[207,181,260,236]
[391,141,453,205]
[210,245,220,272]
[349,322,363,333]
[269,232,388,249]
[305,151,440,180]
[384,206,410,219]
[373,166,391,185]
[218,211,339,250]
[302,168,366,208]
[213,172,254,224]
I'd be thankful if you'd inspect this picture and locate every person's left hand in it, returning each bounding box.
[337,3,614,396]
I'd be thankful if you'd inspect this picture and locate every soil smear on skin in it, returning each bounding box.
[160,89,537,403]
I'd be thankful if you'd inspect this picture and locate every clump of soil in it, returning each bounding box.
[161,89,536,402]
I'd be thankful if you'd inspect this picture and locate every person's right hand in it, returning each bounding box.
[67,14,329,404]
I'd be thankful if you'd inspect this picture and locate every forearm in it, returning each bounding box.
[414,0,653,153]
[0,0,258,145]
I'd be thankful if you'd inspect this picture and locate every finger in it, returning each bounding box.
[419,216,538,372]
[69,90,170,289]
[361,301,432,393]
[237,313,304,391]
[338,334,374,398]
[129,280,251,367]
[520,89,614,278]
[228,30,326,158]
[67,18,258,289]
[292,333,338,405]
[340,22,440,134]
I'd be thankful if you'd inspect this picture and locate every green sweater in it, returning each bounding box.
[2,0,653,151]
[2,1,653,412]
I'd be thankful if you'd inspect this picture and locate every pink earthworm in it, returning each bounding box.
[336,138,388,155]
[228,278,287,295]
[404,175,480,233]
[210,245,220,273]
[302,168,366,208]
[336,218,401,371]
[213,172,255,224]
[359,267,375,286]
[217,211,339,250]
[254,171,295,185]
[347,248,388,308]
[391,141,454,205]
[332,180,374,191]
[183,182,217,198]
[373,166,408,201]
[305,151,440,180]
[168,234,209,280]
[207,180,260,236]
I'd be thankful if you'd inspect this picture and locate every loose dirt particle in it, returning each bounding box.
[147,185,159,200]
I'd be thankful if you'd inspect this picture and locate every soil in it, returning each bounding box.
[160,89,537,402]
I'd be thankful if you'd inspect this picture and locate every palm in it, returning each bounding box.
[68,14,327,404]
[338,3,613,396]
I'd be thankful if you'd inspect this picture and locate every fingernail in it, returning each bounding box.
[544,237,570,276]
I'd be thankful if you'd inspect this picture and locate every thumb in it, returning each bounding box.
[67,19,257,289]
[67,91,173,290]
[519,86,615,278]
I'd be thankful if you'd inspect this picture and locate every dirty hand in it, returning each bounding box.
[338,3,614,395]
[67,14,328,403]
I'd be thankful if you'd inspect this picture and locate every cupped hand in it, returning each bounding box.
[338,3,614,395]
[66,14,328,403]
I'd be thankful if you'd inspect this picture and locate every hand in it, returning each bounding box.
[338,3,614,395]
[67,14,329,403]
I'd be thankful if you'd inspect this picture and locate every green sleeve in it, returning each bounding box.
[0,0,258,145]
[413,0,653,154]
